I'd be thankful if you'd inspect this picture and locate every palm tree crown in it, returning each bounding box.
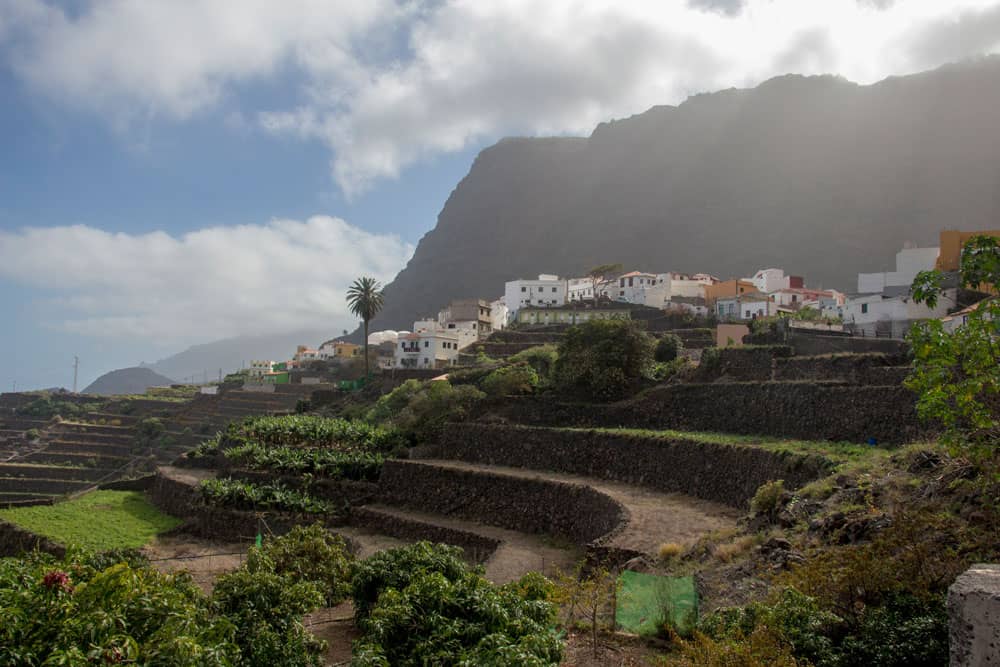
[346,277,385,377]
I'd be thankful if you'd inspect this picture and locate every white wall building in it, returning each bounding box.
[504,274,567,318]
[248,360,275,377]
[567,277,596,302]
[665,272,717,299]
[610,271,668,307]
[857,246,940,294]
[749,268,799,294]
[394,331,461,369]
[489,298,508,332]
[842,286,955,336]
[716,295,778,321]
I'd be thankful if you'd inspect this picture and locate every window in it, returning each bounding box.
[861,303,869,314]
[620,290,625,296]
[424,341,429,348]
[551,287,557,292]
[521,286,526,292]
[400,342,405,350]
[628,277,634,287]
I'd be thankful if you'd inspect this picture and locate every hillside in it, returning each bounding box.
[82,367,177,395]
[367,56,1000,332]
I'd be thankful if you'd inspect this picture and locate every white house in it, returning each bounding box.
[748,268,804,294]
[489,298,508,332]
[610,271,669,307]
[567,277,596,302]
[716,295,778,321]
[394,331,461,369]
[248,360,275,377]
[664,272,718,299]
[857,246,939,294]
[504,274,567,318]
[842,285,955,337]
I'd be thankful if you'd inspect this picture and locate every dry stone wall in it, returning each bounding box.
[377,460,625,545]
[435,424,831,508]
[0,519,65,558]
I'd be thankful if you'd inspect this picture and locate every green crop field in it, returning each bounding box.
[0,490,182,551]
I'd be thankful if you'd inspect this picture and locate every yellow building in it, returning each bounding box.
[318,339,361,360]
[704,279,757,306]
[936,229,1000,272]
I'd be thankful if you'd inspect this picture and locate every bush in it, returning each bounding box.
[508,345,559,378]
[24,428,40,441]
[351,543,562,666]
[254,523,356,605]
[0,553,239,665]
[750,479,786,520]
[655,334,683,362]
[199,478,334,514]
[649,357,692,382]
[135,417,165,445]
[553,319,655,401]
[481,362,539,397]
[367,380,484,441]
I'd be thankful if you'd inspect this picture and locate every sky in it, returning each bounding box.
[2,0,1000,390]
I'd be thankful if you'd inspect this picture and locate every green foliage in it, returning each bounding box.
[649,357,692,382]
[553,319,655,400]
[213,557,325,666]
[351,541,472,621]
[224,443,385,481]
[0,490,182,551]
[24,428,40,441]
[135,417,166,445]
[907,234,1000,447]
[199,478,333,514]
[351,543,562,666]
[836,593,948,667]
[481,362,540,397]
[366,379,485,441]
[749,479,786,520]
[226,415,405,452]
[508,345,559,378]
[0,553,240,665]
[346,276,385,377]
[254,524,355,605]
[654,334,683,362]
[16,395,105,419]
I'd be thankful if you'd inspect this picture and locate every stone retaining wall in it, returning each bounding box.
[435,424,831,508]
[377,460,625,545]
[484,381,925,444]
[349,506,500,563]
[0,519,65,558]
[697,346,794,382]
[773,353,908,384]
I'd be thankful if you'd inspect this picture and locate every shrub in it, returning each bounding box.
[508,345,559,378]
[213,564,325,666]
[24,428,40,441]
[649,357,692,382]
[351,543,562,666]
[135,417,165,445]
[658,542,684,561]
[351,541,471,621]
[254,523,356,606]
[199,478,334,514]
[367,380,484,441]
[655,334,683,362]
[224,443,385,481]
[664,626,802,667]
[750,479,786,520]
[0,553,239,665]
[481,362,539,397]
[553,319,654,401]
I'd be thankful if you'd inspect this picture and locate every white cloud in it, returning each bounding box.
[0,217,414,344]
[4,0,1000,194]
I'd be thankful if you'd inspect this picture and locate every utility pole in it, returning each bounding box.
[72,356,79,393]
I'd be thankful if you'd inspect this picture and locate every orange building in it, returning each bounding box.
[704,279,757,305]
[936,229,1000,271]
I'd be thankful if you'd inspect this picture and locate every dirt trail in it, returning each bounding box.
[412,459,742,554]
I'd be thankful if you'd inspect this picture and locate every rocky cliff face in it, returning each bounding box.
[370,57,1000,331]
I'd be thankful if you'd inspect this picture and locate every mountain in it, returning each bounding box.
[366,57,1000,333]
[141,329,333,383]
[82,367,177,395]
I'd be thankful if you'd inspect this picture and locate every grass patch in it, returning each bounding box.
[571,426,893,464]
[0,490,181,551]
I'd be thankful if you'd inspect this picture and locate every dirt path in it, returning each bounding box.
[412,459,742,555]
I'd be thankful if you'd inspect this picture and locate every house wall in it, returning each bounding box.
[503,277,567,316]
[858,246,939,293]
[705,279,756,305]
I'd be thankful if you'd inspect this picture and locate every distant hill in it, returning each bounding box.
[364,56,1000,334]
[82,367,177,396]
[141,329,333,382]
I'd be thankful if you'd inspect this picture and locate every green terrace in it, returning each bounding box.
[564,426,898,465]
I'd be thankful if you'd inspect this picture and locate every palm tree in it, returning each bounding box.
[346,276,385,377]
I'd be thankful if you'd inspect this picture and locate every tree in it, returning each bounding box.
[553,318,654,400]
[346,277,385,377]
[907,235,1000,448]
[587,263,623,301]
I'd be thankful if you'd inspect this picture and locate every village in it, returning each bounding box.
[242,228,991,383]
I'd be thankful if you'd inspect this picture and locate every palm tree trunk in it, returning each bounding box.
[363,319,370,377]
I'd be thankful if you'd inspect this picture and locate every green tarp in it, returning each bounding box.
[616,571,698,636]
